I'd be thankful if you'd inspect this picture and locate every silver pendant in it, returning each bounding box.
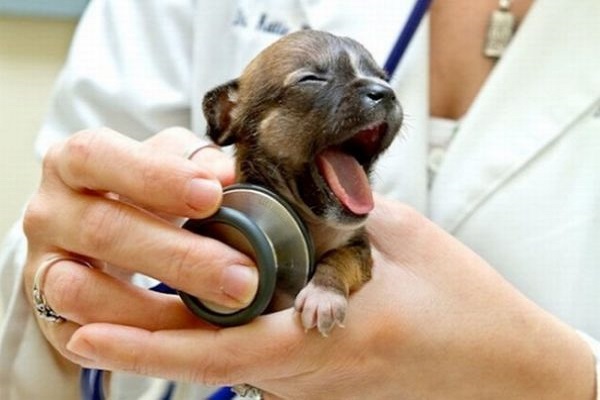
[483,8,516,59]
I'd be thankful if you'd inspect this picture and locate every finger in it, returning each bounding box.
[367,195,424,257]
[187,146,236,187]
[34,318,95,366]
[136,131,235,224]
[51,127,222,218]
[42,191,258,309]
[66,311,311,385]
[143,128,235,186]
[41,258,215,330]
[25,253,86,363]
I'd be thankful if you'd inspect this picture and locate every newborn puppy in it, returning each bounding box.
[203,30,402,335]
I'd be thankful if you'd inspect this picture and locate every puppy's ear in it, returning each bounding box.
[202,80,239,146]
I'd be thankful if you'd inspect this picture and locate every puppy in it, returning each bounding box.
[202,30,402,335]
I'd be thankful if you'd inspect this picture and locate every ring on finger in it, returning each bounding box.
[32,256,93,323]
[232,384,264,400]
[183,143,221,161]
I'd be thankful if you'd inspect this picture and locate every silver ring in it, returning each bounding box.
[232,384,264,399]
[184,143,221,160]
[32,256,93,323]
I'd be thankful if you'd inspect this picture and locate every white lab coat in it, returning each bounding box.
[1,0,598,399]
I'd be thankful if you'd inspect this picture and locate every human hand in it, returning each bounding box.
[64,195,596,399]
[22,127,259,365]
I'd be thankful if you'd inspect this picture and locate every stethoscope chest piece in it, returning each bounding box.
[178,184,314,326]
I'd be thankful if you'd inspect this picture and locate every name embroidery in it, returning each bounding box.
[233,8,309,35]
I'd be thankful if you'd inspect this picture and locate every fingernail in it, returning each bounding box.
[220,264,259,307]
[67,336,97,362]
[186,179,222,212]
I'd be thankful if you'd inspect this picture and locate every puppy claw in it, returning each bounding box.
[295,282,348,336]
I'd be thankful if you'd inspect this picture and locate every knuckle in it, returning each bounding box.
[60,128,114,181]
[77,201,124,252]
[41,143,61,177]
[23,196,52,240]
[61,129,100,176]
[163,237,201,288]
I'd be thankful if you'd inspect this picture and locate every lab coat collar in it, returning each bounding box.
[428,0,600,232]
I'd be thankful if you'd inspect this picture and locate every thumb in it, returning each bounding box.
[368,195,415,255]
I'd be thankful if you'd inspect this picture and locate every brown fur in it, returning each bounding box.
[203,30,402,334]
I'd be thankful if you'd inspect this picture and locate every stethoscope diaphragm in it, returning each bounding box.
[178,184,314,326]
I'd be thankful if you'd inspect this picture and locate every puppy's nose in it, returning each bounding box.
[360,82,396,107]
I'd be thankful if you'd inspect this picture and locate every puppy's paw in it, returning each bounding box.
[294,282,348,336]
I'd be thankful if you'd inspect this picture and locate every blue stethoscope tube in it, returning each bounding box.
[383,0,432,77]
[80,0,431,398]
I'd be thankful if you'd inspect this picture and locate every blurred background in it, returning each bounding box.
[0,0,88,239]
[0,1,87,317]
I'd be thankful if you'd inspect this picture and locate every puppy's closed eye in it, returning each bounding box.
[297,73,328,84]
[286,70,329,86]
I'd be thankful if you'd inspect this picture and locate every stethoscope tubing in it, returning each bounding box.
[383,0,432,77]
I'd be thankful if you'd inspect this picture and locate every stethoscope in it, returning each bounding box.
[81,0,431,398]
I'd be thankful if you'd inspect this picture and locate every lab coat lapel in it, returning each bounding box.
[429,0,600,232]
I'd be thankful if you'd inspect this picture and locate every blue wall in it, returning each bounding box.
[0,0,89,18]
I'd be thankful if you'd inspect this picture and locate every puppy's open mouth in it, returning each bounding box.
[316,122,388,216]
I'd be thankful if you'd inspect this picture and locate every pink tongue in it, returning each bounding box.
[317,149,374,215]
